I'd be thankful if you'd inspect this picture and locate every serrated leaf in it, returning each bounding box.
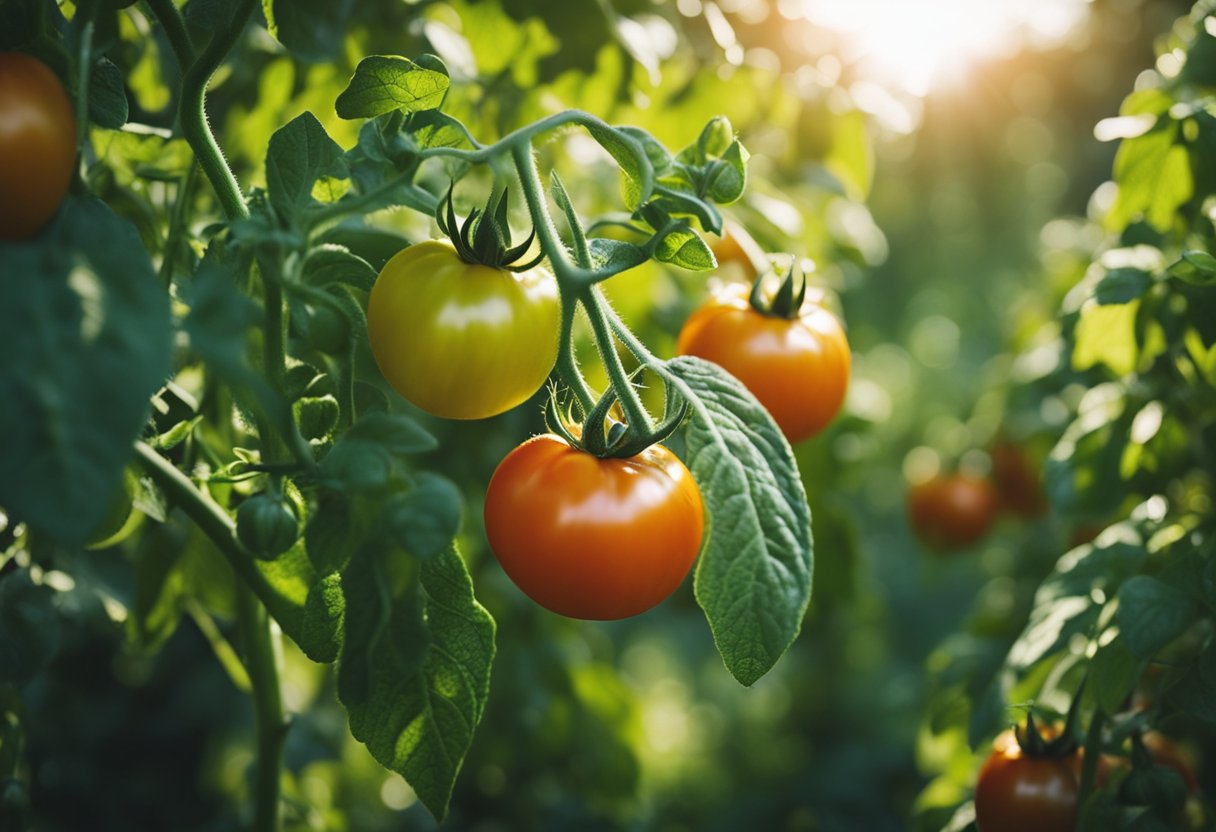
[338,545,495,820]
[587,237,648,276]
[1116,575,1199,659]
[336,55,450,119]
[266,112,348,222]
[654,357,813,686]
[0,198,172,546]
[1167,249,1216,285]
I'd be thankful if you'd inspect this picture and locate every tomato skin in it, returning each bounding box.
[366,240,560,420]
[991,441,1047,518]
[676,284,850,443]
[0,53,76,240]
[908,474,998,551]
[975,736,1079,832]
[483,434,704,620]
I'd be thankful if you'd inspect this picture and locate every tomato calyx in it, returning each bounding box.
[545,375,688,460]
[1014,711,1080,759]
[435,183,544,271]
[747,257,810,319]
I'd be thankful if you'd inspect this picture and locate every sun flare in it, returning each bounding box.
[799,0,1091,95]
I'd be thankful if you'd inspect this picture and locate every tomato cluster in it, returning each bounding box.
[0,53,76,240]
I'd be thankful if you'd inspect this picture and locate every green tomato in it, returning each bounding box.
[235,492,299,560]
[365,240,560,420]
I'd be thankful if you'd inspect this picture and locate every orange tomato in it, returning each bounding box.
[483,434,704,620]
[908,474,999,551]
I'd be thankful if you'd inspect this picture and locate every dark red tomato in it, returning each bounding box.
[0,53,76,240]
[676,283,850,443]
[975,733,1079,832]
[483,434,704,620]
[991,441,1047,518]
[908,474,998,551]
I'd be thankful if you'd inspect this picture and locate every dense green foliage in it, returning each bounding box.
[0,0,1213,830]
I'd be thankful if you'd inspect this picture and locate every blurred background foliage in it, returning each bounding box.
[10,0,1213,829]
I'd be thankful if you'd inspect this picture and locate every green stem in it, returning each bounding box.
[510,143,598,409]
[132,442,284,616]
[158,162,198,286]
[75,20,93,155]
[1076,708,1105,822]
[236,583,286,832]
[143,0,196,68]
[261,277,287,458]
[582,286,653,433]
[175,0,256,221]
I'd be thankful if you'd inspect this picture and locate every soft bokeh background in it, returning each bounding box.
[23,0,1207,830]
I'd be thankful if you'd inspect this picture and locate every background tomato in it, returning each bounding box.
[366,240,560,420]
[974,734,1079,832]
[907,474,998,551]
[0,52,76,240]
[483,434,704,620]
[991,441,1047,518]
[676,283,850,443]
[707,220,766,284]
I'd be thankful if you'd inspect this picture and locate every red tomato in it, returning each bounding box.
[991,441,1047,518]
[483,434,704,620]
[0,52,76,240]
[676,283,850,443]
[975,732,1079,832]
[908,474,998,551]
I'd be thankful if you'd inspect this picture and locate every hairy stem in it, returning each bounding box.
[174,0,256,221]
[581,287,653,434]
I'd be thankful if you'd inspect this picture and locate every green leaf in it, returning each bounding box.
[1094,268,1152,305]
[824,109,874,202]
[384,472,462,559]
[704,140,749,205]
[261,0,355,63]
[0,572,62,686]
[305,491,354,574]
[1165,641,1216,721]
[335,55,450,120]
[266,112,348,223]
[338,545,495,820]
[87,57,128,129]
[1166,249,1216,285]
[588,238,648,277]
[1108,122,1193,232]
[655,226,715,271]
[301,244,377,291]
[300,572,344,663]
[1073,300,1140,375]
[0,198,172,546]
[654,357,813,686]
[585,121,654,210]
[1089,636,1144,714]
[294,395,339,441]
[1116,575,1200,659]
[319,413,436,494]
[127,519,187,652]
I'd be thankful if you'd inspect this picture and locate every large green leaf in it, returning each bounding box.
[335,56,451,120]
[338,545,495,820]
[266,112,348,223]
[0,198,172,546]
[262,0,355,63]
[655,356,813,686]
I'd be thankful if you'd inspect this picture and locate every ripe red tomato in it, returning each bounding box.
[975,732,1079,832]
[483,434,704,620]
[907,474,998,551]
[0,52,76,240]
[676,283,850,443]
[991,441,1047,518]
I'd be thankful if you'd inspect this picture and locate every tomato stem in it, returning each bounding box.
[236,582,287,832]
[143,0,197,68]
[1076,707,1105,812]
[581,287,654,436]
[165,0,256,222]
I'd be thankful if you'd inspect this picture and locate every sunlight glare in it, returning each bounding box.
[799,0,1091,95]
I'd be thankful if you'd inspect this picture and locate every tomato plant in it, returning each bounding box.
[676,269,851,443]
[484,433,704,619]
[0,52,75,240]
